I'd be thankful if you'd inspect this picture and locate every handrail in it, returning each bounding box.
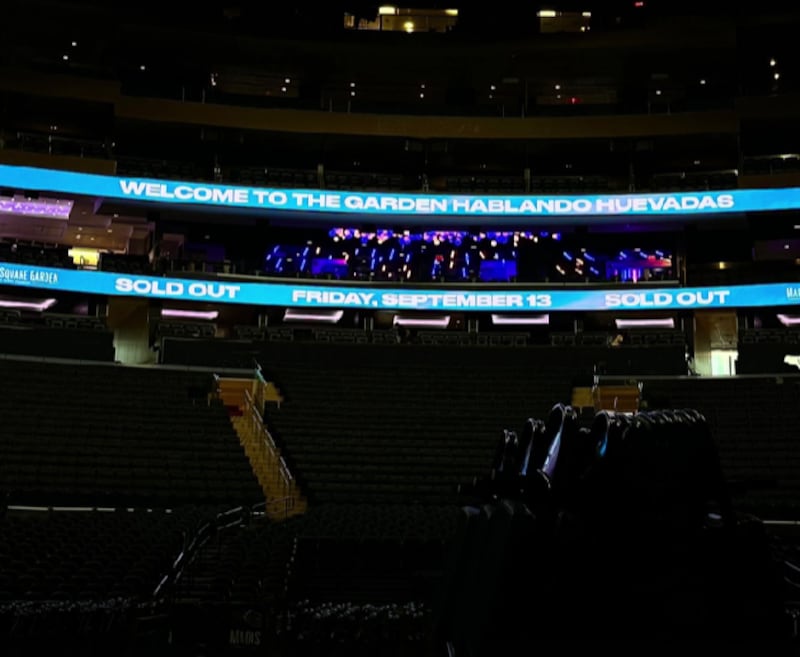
[254,359,266,384]
[153,505,248,600]
[243,387,293,495]
[253,360,268,411]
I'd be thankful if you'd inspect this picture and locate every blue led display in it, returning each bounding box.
[2,262,800,311]
[3,164,800,218]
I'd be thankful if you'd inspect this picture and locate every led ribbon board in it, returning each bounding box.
[3,164,800,217]
[2,263,800,311]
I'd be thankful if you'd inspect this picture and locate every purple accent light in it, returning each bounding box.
[393,315,451,328]
[284,309,343,323]
[491,313,550,326]
[0,297,57,311]
[777,313,800,327]
[161,309,219,320]
[0,197,73,219]
[615,318,675,329]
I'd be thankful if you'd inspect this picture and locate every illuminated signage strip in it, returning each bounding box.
[2,164,800,217]
[2,263,800,311]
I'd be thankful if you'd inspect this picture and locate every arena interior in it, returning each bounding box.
[1,0,800,652]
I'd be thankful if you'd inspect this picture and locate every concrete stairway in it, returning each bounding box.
[218,376,307,520]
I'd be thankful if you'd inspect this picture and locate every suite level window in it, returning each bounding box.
[344,6,459,33]
[538,10,593,34]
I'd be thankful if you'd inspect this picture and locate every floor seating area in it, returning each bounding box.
[639,375,800,520]
[0,325,115,362]
[165,502,459,655]
[158,332,689,378]
[0,505,220,655]
[0,357,264,508]
[169,512,300,609]
[0,506,212,603]
[257,342,579,505]
[0,355,270,653]
[2,348,800,650]
[168,393,800,650]
[436,403,794,647]
[285,503,459,605]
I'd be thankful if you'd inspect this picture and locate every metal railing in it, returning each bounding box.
[243,387,294,499]
[153,505,248,600]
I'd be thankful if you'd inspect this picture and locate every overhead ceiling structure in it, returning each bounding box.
[0,189,153,252]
